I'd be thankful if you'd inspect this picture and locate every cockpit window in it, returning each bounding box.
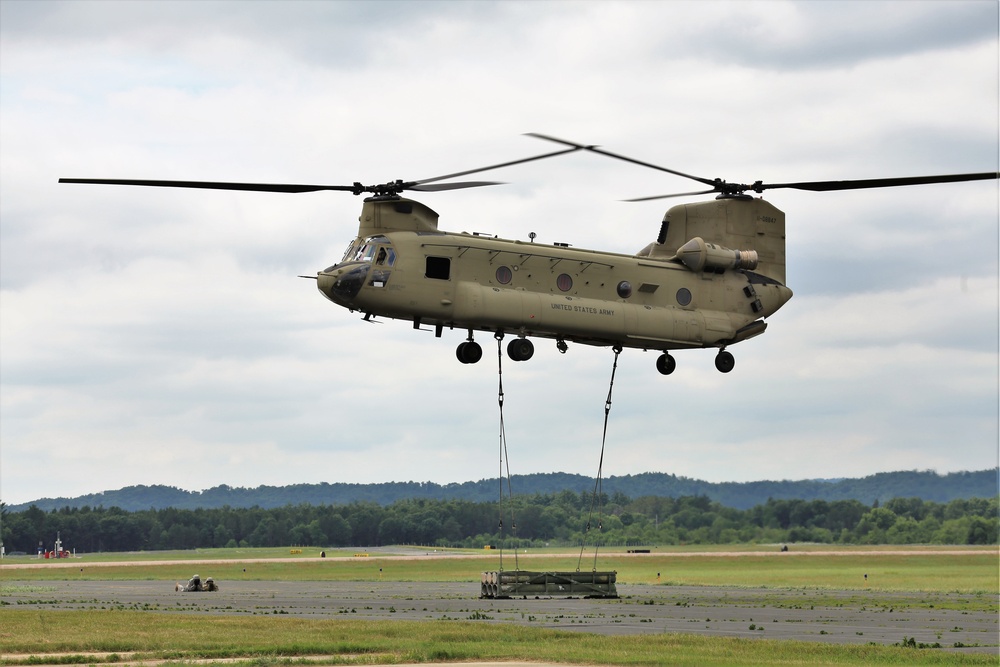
[348,236,388,262]
[347,242,368,262]
[340,236,395,265]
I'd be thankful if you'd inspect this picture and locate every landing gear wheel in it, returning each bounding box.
[507,337,534,362]
[715,350,735,373]
[655,353,676,375]
[456,341,483,364]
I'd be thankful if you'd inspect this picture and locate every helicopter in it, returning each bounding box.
[60,134,998,375]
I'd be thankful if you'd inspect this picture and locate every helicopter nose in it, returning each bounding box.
[317,271,336,298]
[317,263,368,305]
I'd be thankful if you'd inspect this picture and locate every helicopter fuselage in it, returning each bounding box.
[58,133,997,374]
[316,196,793,372]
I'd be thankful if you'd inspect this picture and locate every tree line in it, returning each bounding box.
[9,469,997,513]
[3,491,996,555]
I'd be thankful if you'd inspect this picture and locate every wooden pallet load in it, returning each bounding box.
[480,570,617,599]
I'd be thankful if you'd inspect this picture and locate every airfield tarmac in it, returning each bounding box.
[3,577,997,655]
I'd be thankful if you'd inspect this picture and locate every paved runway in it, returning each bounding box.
[3,578,996,654]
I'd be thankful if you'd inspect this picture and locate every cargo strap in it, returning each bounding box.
[578,345,621,572]
[495,332,519,572]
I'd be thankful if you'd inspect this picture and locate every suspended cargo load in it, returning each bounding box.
[480,570,617,599]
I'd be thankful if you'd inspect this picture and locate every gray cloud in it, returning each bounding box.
[1,0,996,505]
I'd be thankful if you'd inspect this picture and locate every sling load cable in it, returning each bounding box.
[494,331,519,573]
[577,345,621,573]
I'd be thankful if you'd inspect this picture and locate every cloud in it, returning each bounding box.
[1,0,996,506]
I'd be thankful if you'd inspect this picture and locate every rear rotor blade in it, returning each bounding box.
[623,188,721,202]
[530,134,1000,200]
[758,172,1000,193]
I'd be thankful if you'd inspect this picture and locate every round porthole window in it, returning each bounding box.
[676,287,692,306]
[557,273,573,292]
[495,266,513,285]
[617,280,632,298]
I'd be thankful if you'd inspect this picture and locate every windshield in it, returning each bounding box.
[346,236,395,265]
[336,237,396,268]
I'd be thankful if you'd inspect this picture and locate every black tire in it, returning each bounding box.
[507,338,534,362]
[715,350,735,373]
[656,353,676,375]
[462,341,483,364]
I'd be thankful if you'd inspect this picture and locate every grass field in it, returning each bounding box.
[1,545,997,666]
[1,610,997,666]
[7,546,996,594]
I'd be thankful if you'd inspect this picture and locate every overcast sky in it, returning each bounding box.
[1,0,997,507]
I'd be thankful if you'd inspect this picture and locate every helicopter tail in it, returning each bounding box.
[654,198,787,285]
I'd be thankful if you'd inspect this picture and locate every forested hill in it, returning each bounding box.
[8,469,996,513]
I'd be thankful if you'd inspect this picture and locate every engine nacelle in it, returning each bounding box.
[677,237,758,273]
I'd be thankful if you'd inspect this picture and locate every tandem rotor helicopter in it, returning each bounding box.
[61,134,998,375]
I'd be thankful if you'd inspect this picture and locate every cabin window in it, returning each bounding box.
[617,281,632,298]
[425,256,451,280]
[495,266,513,285]
[676,287,692,306]
[556,273,573,292]
[375,246,395,266]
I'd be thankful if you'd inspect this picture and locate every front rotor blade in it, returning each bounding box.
[412,146,584,187]
[410,180,505,192]
[759,172,1000,193]
[58,178,360,193]
[527,133,720,188]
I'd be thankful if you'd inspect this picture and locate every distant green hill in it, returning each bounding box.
[7,469,996,513]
